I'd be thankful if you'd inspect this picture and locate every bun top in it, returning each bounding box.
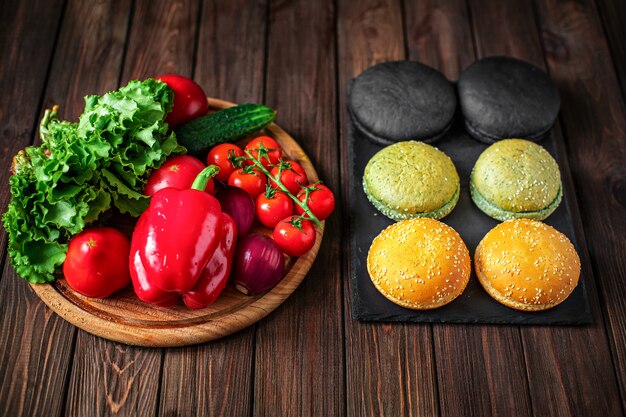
[475,219,580,310]
[458,56,560,141]
[364,141,459,215]
[349,61,456,143]
[471,139,561,212]
[367,218,471,309]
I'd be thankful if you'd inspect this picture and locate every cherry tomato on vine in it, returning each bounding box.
[228,167,267,198]
[273,216,316,257]
[207,143,244,183]
[256,189,294,228]
[144,155,215,196]
[245,136,283,169]
[63,227,131,298]
[295,184,335,221]
[269,160,308,195]
[156,74,208,127]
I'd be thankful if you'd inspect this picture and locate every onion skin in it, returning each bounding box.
[233,233,285,295]
[218,185,255,237]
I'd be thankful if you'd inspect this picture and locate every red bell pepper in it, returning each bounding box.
[130,166,223,306]
[182,213,237,309]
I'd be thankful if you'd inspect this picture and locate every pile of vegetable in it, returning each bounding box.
[3,74,335,309]
[4,79,184,283]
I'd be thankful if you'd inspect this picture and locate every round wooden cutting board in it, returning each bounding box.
[29,98,325,347]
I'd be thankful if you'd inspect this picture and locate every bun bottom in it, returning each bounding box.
[464,119,552,144]
[348,104,449,146]
[363,179,459,221]
[470,181,562,222]
[371,278,465,310]
[475,260,566,311]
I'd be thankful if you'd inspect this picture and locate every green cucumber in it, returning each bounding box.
[174,104,276,156]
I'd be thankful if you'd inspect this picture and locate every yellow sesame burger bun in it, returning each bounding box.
[367,218,471,310]
[475,219,580,311]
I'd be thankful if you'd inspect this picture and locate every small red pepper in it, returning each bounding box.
[182,213,238,309]
[130,166,223,306]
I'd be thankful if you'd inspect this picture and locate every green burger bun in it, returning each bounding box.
[363,141,460,221]
[470,139,562,221]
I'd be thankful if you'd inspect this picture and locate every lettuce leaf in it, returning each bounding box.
[3,79,185,283]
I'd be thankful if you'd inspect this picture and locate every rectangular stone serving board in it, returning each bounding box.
[348,116,593,325]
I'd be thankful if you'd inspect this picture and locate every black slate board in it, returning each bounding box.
[348,110,593,325]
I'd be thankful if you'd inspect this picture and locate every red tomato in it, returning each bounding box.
[270,160,308,195]
[295,184,335,221]
[144,155,214,196]
[228,168,267,198]
[63,227,131,298]
[273,216,316,257]
[245,136,283,169]
[207,143,244,183]
[256,190,294,228]
[157,74,209,127]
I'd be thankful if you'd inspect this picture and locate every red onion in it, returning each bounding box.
[218,185,255,236]
[233,233,285,295]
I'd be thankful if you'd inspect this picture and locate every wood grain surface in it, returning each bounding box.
[535,0,626,411]
[596,0,626,100]
[1,0,625,416]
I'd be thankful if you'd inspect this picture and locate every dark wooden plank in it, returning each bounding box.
[65,340,161,416]
[403,2,533,416]
[0,0,65,265]
[120,0,198,84]
[433,327,530,417]
[596,0,626,100]
[337,1,440,416]
[253,0,344,415]
[41,0,130,123]
[469,1,625,415]
[156,1,265,414]
[0,1,72,416]
[535,0,626,413]
[0,263,76,417]
[404,1,473,79]
[62,0,198,416]
[196,0,267,104]
[159,338,254,417]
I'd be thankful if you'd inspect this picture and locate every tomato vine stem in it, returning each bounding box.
[243,147,322,227]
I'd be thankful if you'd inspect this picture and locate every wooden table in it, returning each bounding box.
[1,1,624,416]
